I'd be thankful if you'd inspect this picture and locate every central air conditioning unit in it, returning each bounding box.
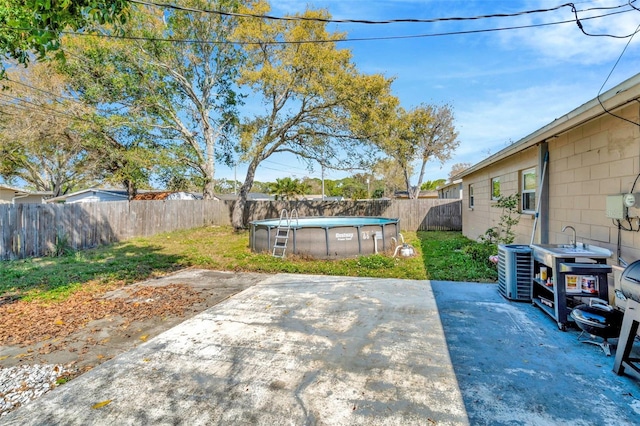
[498,244,533,301]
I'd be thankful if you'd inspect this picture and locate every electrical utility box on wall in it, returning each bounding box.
[606,194,627,219]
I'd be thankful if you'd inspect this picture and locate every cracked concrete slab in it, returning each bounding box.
[4,274,640,425]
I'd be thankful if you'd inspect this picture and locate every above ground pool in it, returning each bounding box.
[249,216,400,259]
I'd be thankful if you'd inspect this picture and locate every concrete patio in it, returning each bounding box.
[3,273,640,425]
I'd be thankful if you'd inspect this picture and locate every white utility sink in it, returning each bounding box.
[531,243,612,265]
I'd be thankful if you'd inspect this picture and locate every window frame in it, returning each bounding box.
[491,177,501,201]
[521,168,537,213]
[468,184,475,209]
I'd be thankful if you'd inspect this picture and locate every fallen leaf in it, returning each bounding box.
[92,400,112,409]
[0,284,203,346]
[0,355,9,360]
[139,335,149,342]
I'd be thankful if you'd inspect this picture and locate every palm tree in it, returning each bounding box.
[420,179,447,191]
[268,177,309,201]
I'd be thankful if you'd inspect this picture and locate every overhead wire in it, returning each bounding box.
[2,77,83,106]
[4,1,640,180]
[0,91,99,126]
[127,0,632,25]
[0,3,637,44]
[595,0,640,129]
[262,159,313,174]
[569,0,639,38]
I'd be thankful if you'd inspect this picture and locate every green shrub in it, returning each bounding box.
[479,193,521,245]
[463,242,497,269]
[52,228,73,257]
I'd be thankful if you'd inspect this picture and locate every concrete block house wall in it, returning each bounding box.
[458,73,640,265]
[547,104,640,261]
[462,149,537,243]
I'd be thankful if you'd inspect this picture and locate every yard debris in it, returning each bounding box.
[0,284,204,347]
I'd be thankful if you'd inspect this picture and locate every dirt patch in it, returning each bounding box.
[0,269,269,379]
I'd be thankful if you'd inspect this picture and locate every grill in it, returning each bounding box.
[570,299,622,356]
[613,260,640,377]
[619,260,640,303]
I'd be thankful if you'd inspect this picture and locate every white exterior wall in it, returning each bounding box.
[438,182,462,199]
[0,189,14,204]
[64,192,128,203]
[0,188,45,204]
[14,194,46,204]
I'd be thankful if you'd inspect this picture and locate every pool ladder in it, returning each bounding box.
[273,209,298,258]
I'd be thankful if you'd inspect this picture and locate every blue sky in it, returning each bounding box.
[218,0,640,185]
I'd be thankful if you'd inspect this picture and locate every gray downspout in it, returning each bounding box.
[539,142,550,244]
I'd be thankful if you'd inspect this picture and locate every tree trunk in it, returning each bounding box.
[414,157,429,199]
[231,159,259,230]
[403,169,415,199]
[202,130,216,200]
[203,177,215,200]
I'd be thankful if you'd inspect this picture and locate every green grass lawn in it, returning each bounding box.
[418,231,498,282]
[0,227,497,301]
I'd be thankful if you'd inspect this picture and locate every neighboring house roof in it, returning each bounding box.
[0,184,29,194]
[215,193,274,201]
[436,179,462,191]
[454,72,640,179]
[47,188,130,204]
[394,190,439,199]
[48,188,207,203]
[131,191,201,201]
[302,194,345,201]
[0,184,52,204]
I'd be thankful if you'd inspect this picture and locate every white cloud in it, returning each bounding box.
[445,80,590,170]
[498,0,640,65]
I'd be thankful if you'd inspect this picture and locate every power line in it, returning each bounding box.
[259,164,322,178]
[570,1,640,38]
[0,3,636,45]
[128,0,633,25]
[262,158,312,173]
[0,11,628,45]
[0,92,91,124]
[3,77,83,106]
[596,19,640,127]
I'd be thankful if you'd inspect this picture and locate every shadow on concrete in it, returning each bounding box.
[431,280,640,425]
[7,275,640,425]
[3,275,467,425]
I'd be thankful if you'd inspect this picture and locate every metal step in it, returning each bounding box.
[272,208,298,258]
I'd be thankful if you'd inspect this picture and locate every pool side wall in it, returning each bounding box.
[250,219,400,259]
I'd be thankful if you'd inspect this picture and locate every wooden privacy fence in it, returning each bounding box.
[0,198,461,260]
